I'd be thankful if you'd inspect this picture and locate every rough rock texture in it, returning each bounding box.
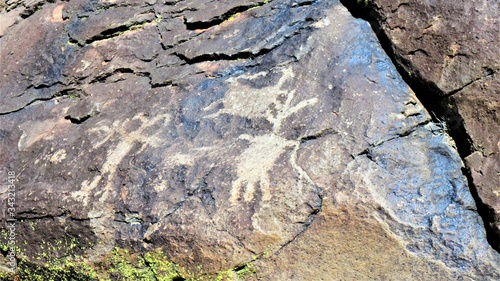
[359,0,500,246]
[0,0,499,280]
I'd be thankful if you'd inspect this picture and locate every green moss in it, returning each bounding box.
[0,270,15,281]
[0,247,258,281]
[107,248,157,280]
[215,268,235,281]
[213,262,257,281]
[30,237,85,262]
[143,250,183,281]
[236,263,257,279]
[0,244,8,252]
[66,94,80,99]
[14,258,98,281]
[104,248,257,281]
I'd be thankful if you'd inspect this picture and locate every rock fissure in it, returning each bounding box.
[291,0,318,8]
[218,226,257,256]
[68,12,156,46]
[0,0,52,23]
[202,209,257,256]
[390,2,409,13]
[274,193,322,255]
[183,1,269,30]
[14,211,91,222]
[19,1,49,19]
[90,68,151,84]
[173,20,314,65]
[33,81,65,90]
[170,2,320,64]
[354,119,432,155]
[407,49,429,57]
[443,67,499,98]
[0,89,71,116]
[173,50,266,64]
[298,128,337,143]
[0,81,94,116]
[65,110,100,125]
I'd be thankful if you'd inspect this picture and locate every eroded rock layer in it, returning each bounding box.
[0,0,499,280]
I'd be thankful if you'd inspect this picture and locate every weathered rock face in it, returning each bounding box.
[0,0,499,280]
[358,0,500,246]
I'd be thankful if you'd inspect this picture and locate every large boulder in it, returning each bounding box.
[0,0,498,279]
[358,0,500,247]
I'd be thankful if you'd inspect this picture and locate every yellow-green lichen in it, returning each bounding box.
[8,258,99,281]
[106,248,170,280]
[143,250,184,281]
[0,244,8,253]
[0,270,15,281]
[213,262,257,281]
[225,12,242,23]
[235,263,257,280]
[0,247,258,281]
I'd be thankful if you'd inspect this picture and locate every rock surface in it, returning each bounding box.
[359,0,500,246]
[0,0,499,280]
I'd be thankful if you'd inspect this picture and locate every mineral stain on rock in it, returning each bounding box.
[0,0,499,280]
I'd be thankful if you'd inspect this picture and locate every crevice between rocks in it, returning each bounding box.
[68,13,157,46]
[0,87,86,116]
[172,50,270,64]
[183,1,269,30]
[339,0,499,252]
[173,17,315,66]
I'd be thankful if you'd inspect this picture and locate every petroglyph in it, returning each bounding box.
[210,66,318,204]
[231,133,296,203]
[72,113,170,205]
[18,117,72,151]
[206,66,318,133]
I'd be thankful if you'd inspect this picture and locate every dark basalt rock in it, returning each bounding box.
[351,0,500,250]
[0,0,499,280]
